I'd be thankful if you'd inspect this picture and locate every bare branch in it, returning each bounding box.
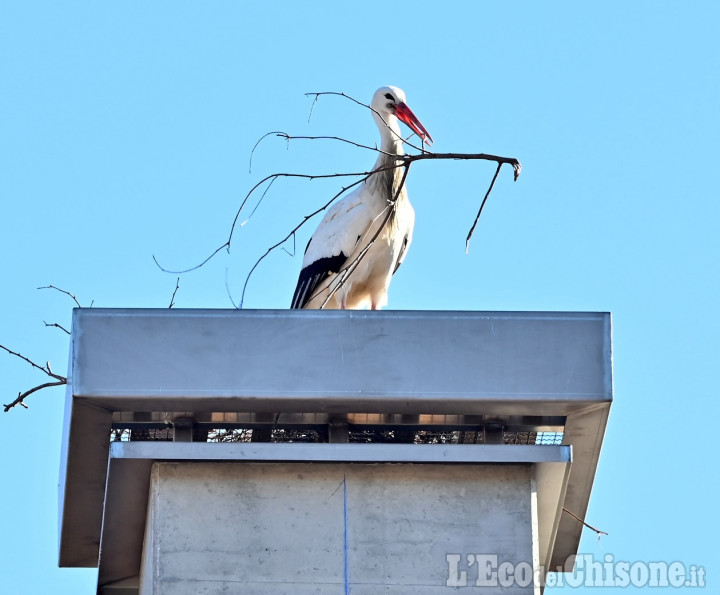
[398,151,521,253]
[403,151,521,181]
[272,132,393,157]
[37,284,83,308]
[264,132,522,257]
[154,244,227,275]
[1,344,68,412]
[168,277,180,308]
[224,267,240,309]
[281,232,296,257]
[239,171,376,307]
[3,381,66,412]
[465,163,502,254]
[562,507,608,538]
[249,130,286,174]
[0,344,66,381]
[227,168,400,248]
[307,93,320,123]
[305,91,431,154]
[153,167,394,276]
[43,321,71,335]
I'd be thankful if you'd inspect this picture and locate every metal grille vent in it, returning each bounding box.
[110,426,563,445]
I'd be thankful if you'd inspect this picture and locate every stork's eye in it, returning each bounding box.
[384,93,394,101]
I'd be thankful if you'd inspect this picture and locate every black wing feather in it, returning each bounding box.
[392,235,410,275]
[290,251,347,309]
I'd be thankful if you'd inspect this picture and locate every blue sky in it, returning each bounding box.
[1,1,718,592]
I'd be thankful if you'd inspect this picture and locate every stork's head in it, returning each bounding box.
[371,86,433,147]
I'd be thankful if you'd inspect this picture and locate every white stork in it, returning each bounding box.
[290,86,432,310]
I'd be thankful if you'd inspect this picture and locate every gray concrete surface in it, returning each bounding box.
[140,462,538,594]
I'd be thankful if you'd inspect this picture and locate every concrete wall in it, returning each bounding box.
[140,461,539,594]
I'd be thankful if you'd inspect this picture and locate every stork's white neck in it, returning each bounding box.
[373,111,405,155]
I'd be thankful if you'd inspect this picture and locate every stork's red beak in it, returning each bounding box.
[394,102,433,146]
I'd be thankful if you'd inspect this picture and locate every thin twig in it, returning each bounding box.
[0,344,66,381]
[272,131,521,256]
[306,91,431,154]
[465,163,502,254]
[563,507,608,537]
[168,277,180,308]
[250,130,392,173]
[398,152,520,253]
[37,285,83,308]
[224,267,240,309]
[43,321,71,335]
[281,232,296,257]
[243,176,278,228]
[307,93,320,123]
[153,167,397,275]
[273,133,395,157]
[249,131,286,174]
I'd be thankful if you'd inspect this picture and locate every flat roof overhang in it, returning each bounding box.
[58,309,612,583]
